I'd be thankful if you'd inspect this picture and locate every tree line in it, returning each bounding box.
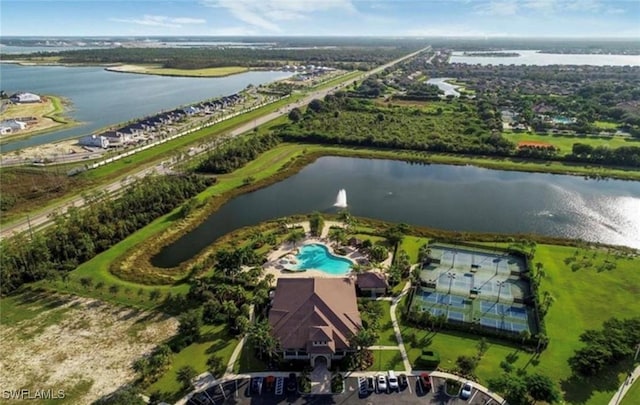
[6,46,417,70]
[0,174,213,293]
[196,132,280,173]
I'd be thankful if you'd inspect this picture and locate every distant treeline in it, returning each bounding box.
[6,46,421,70]
[0,174,213,293]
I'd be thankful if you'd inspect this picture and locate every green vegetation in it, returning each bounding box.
[0,94,77,142]
[399,241,640,404]
[620,379,640,405]
[0,174,213,293]
[504,131,640,154]
[110,65,249,77]
[147,324,237,401]
[369,349,404,371]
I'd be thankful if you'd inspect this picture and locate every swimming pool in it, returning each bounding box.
[293,244,353,275]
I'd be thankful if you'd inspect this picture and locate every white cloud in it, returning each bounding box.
[110,15,206,28]
[474,0,519,16]
[523,0,556,12]
[404,25,508,37]
[202,0,356,32]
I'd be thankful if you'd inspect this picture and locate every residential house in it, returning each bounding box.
[268,278,362,368]
[10,92,41,103]
[78,134,109,148]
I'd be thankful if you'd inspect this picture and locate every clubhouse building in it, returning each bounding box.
[268,278,362,368]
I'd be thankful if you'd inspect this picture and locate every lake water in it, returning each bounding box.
[450,50,640,66]
[0,64,291,151]
[426,78,460,97]
[152,157,640,267]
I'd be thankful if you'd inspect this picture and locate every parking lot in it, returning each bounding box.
[186,374,500,405]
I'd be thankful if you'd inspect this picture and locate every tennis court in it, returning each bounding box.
[447,310,467,322]
[480,302,528,321]
[418,291,471,310]
[479,317,529,333]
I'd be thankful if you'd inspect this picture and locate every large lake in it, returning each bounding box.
[152,157,640,267]
[450,50,640,66]
[0,64,291,152]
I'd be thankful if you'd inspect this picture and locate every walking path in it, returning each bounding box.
[390,282,413,373]
[224,305,255,375]
[609,364,640,405]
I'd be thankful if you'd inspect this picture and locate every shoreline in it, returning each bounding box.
[106,143,639,285]
[103,64,251,78]
[0,94,79,144]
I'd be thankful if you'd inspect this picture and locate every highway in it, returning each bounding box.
[0,46,430,240]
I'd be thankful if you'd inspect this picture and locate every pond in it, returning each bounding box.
[151,157,640,268]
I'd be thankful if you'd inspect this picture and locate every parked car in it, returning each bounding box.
[251,377,263,395]
[377,374,388,393]
[287,373,297,392]
[460,382,473,400]
[367,376,375,392]
[387,370,399,391]
[399,374,408,388]
[419,372,432,391]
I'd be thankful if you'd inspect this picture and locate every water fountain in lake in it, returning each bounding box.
[334,189,347,208]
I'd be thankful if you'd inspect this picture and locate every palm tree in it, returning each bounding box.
[520,329,531,345]
[264,273,275,287]
[329,227,347,246]
[286,229,305,247]
[417,244,432,265]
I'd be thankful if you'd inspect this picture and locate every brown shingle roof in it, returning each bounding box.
[269,278,361,352]
[356,272,389,289]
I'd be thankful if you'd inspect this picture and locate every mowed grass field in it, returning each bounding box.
[503,131,640,154]
[109,64,249,77]
[400,241,640,405]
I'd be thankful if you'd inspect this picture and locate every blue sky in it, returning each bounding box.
[1,0,639,38]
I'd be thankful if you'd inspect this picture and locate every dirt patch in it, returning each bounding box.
[0,296,178,404]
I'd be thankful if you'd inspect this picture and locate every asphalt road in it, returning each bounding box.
[0,46,430,240]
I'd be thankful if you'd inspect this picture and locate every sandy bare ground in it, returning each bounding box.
[0,296,178,404]
[1,139,88,160]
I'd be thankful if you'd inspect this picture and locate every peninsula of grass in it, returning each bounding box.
[105,64,249,78]
[0,94,78,143]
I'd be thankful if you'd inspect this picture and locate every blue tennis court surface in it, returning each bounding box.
[448,311,466,322]
[418,292,471,309]
[480,302,528,320]
[480,317,528,333]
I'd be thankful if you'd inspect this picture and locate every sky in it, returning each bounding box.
[1,0,639,38]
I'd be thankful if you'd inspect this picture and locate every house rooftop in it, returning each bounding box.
[356,272,389,289]
[269,278,361,353]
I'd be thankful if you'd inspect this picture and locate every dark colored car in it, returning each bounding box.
[287,373,297,392]
[367,376,375,392]
[420,373,432,391]
[399,374,408,388]
[251,377,263,395]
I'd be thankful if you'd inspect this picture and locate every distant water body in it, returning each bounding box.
[0,64,291,151]
[450,50,640,66]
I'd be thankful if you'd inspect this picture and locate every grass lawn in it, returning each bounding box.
[369,349,405,372]
[398,243,640,405]
[375,301,398,346]
[503,131,640,154]
[593,120,619,130]
[620,377,640,405]
[234,340,269,374]
[111,64,249,77]
[400,236,428,263]
[147,324,238,401]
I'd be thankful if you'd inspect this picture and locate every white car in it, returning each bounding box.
[377,374,388,393]
[387,371,399,391]
[460,382,473,400]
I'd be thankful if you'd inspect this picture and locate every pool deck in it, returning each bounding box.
[261,221,380,280]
